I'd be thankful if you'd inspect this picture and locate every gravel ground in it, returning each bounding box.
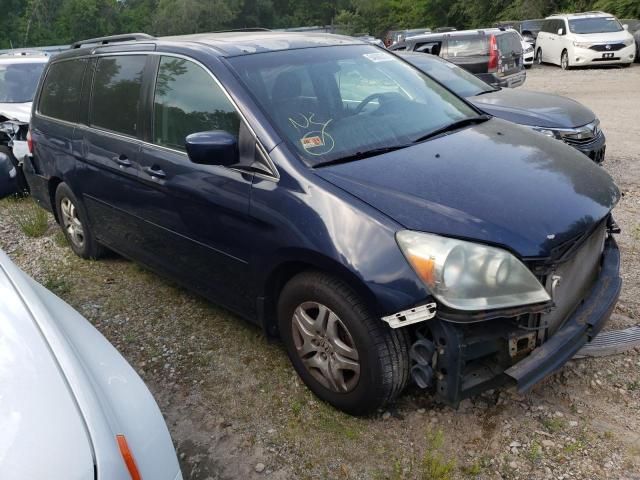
[1,63,639,480]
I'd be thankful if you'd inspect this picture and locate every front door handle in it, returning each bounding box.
[143,165,166,179]
[113,155,132,167]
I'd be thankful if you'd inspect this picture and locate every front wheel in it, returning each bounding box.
[561,50,571,70]
[278,271,410,415]
[536,48,543,65]
[55,183,105,259]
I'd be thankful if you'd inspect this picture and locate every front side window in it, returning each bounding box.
[228,45,477,167]
[0,61,47,104]
[569,17,623,34]
[91,55,146,137]
[39,60,85,122]
[153,57,240,151]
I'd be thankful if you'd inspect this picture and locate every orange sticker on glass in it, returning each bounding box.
[301,136,324,149]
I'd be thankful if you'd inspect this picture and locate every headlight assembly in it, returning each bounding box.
[623,38,634,47]
[531,127,558,138]
[396,231,550,311]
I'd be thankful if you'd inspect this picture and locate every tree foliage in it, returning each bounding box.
[0,0,637,49]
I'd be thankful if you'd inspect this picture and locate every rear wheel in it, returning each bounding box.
[55,183,105,259]
[536,48,543,65]
[561,50,571,70]
[278,271,410,415]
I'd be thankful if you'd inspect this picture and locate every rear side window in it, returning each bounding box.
[446,36,487,57]
[39,59,87,122]
[153,57,240,151]
[90,55,146,137]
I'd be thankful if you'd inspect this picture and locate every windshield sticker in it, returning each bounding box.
[288,113,335,156]
[363,52,393,63]
[301,136,324,149]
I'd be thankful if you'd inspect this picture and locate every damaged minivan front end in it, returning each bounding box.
[394,218,621,405]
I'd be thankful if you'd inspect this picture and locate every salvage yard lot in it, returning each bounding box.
[1,64,640,480]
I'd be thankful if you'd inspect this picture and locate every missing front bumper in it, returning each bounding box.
[410,237,621,406]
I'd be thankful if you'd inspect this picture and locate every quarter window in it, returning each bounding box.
[39,59,87,122]
[153,57,240,151]
[90,55,146,137]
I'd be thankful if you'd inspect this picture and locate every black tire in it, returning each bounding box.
[278,271,410,415]
[561,50,571,70]
[620,63,631,68]
[54,182,105,259]
[524,64,532,70]
[535,48,543,65]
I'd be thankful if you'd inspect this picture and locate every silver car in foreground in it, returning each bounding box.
[0,250,182,480]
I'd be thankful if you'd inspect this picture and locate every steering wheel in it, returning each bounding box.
[352,93,390,115]
[352,92,405,115]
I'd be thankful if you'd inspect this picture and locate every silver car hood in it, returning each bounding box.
[0,102,31,123]
[0,262,94,479]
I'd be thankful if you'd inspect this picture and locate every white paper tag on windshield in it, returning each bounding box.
[363,52,393,63]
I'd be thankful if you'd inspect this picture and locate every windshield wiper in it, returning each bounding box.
[412,114,491,143]
[314,144,412,168]
[475,88,500,96]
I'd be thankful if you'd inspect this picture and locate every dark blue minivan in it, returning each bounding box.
[19,31,621,414]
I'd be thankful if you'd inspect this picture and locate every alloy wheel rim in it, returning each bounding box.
[561,53,568,69]
[291,301,360,393]
[60,197,85,248]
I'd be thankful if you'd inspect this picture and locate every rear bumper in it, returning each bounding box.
[477,70,527,88]
[505,236,621,390]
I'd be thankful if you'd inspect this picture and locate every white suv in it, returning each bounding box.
[535,11,636,69]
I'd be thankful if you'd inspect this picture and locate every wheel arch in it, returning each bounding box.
[48,176,63,223]
[258,252,383,339]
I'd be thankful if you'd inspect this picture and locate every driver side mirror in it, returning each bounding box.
[557,28,565,36]
[185,131,238,167]
[623,24,629,31]
[0,152,19,200]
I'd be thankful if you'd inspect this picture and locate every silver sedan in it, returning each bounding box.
[0,249,182,480]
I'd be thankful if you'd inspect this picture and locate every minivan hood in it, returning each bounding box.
[470,89,596,128]
[571,30,633,43]
[0,102,31,123]
[316,119,619,258]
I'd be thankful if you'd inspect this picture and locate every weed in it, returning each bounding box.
[564,439,585,454]
[526,441,543,463]
[420,430,456,480]
[8,198,48,237]
[627,381,640,391]
[291,399,303,416]
[44,275,71,296]
[541,417,566,433]
[53,230,68,247]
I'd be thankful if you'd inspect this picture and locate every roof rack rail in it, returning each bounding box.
[211,28,272,33]
[0,49,49,57]
[71,33,155,49]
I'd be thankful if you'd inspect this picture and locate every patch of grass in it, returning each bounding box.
[541,417,566,433]
[526,441,543,463]
[53,230,68,247]
[8,198,49,237]
[290,399,303,416]
[420,430,456,480]
[43,275,71,296]
[460,457,489,477]
[627,381,640,391]
[563,439,586,454]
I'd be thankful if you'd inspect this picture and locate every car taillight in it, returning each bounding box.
[116,434,142,480]
[488,35,498,73]
[26,128,34,155]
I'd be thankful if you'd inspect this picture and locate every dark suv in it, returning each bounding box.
[19,32,621,415]
[390,29,526,88]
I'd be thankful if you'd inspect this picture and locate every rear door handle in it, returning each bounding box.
[143,165,166,179]
[113,155,132,167]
